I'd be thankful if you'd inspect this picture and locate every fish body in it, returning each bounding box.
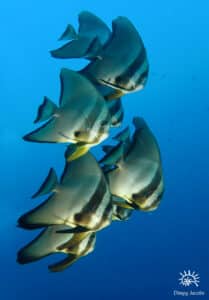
[106,98,124,127]
[51,13,149,100]
[51,11,111,60]
[17,225,96,272]
[82,17,149,97]
[105,117,164,211]
[112,196,133,221]
[23,69,111,158]
[18,152,113,231]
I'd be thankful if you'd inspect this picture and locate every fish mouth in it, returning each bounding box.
[99,79,133,92]
[59,129,108,146]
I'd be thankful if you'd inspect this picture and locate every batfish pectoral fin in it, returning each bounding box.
[65,143,90,162]
[112,215,120,221]
[48,254,79,272]
[57,232,90,251]
[32,168,58,199]
[34,96,58,124]
[112,196,134,210]
[56,226,89,234]
[78,11,111,44]
[58,24,77,41]
[104,89,124,101]
[84,37,103,60]
[132,116,147,130]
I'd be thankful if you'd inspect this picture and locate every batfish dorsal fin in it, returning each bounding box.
[48,254,78,272]
[59,68,98,107]
[58,24,77,41]
[34,97,58,124]
[78,11,111,44]
[32,168,58,199]
[132,116,147,130]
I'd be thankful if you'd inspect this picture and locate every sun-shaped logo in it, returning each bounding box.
[179,270,200,287]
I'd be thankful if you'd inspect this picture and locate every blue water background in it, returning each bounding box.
[0,1,209,299]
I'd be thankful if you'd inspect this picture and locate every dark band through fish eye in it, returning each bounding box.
[101,120,108,126]
[74,131,82,137]
[114,47,147,87]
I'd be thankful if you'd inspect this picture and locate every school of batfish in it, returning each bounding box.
[17,11,164,272]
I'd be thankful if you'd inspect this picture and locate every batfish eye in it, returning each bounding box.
[132,193,138,200]
[74,131,81,137]
[101,120,108,127]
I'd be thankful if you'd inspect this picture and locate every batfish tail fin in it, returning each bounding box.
[99,143,125,166]
[32,168,58,199]
[48,254,78,272]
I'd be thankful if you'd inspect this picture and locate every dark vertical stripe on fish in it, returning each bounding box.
[94,200,112,229]
[74,175,108,227]
[80,233,96,256]
[114,47,146,90]
[132,167,162,205]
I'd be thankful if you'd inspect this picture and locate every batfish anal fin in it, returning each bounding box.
[32,168,58,199]
[48,254,79,272]
[100,142,125,166]
[57,232,89,251]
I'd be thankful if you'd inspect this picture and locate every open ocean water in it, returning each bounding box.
[0,1,209,299]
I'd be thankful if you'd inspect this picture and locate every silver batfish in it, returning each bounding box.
[23,69,112,161]
[103,117,164,211]
[18,151,113,231]
[81,16,149,99]
[17,225,96,272]
[51,11,111,60]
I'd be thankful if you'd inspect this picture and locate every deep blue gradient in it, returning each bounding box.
[0,1,209,299]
